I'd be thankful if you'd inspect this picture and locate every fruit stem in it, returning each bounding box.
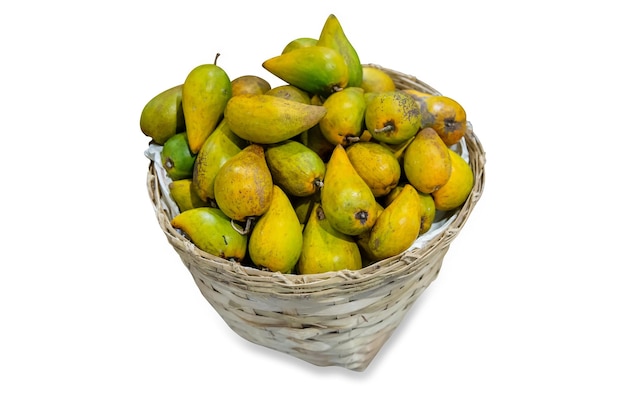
[374,123,395,134]
[314,178,324,189]
[214,52,221,65]
[231,217,255,235]
[355,210,369,225]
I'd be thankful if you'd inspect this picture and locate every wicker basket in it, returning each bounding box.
[146,64,486,371]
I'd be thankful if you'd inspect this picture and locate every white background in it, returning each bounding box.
[2,1,625,415]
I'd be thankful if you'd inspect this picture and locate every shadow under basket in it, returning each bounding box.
[146,64,487,371]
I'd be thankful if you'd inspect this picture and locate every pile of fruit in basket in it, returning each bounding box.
[140,14,474,275]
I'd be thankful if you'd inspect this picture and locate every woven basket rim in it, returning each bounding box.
[146,64,486,291]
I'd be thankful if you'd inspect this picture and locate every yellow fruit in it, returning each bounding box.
[231,75,272,96]
[213,144,273,222]
[224,94,327,144]
[367,184,421,261]
[298,203,362,274]
[265,85,311,104]
[364,90,421,145]
[248,185,303,273]
[346,141,401,197]
[182,60,232,153]
[403,127,452,194]
[321,144,378,236]
[432,149,474,211]
[169,179,210,212]
[360,66,395,93]
[421,95,467,146]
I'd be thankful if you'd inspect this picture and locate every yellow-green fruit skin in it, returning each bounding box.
[320,144,378,236]
[262,45,349,97]
[365,91,422,145]
[346,141,401,197]
[403,127,452,194]
[230,75,271,96]
[298,203,362,275]
[171,207,247,261]
[317,14,363,88]
[265,140,326,197]
[182,63,232,153]
[265,85,311,104]
[248,185,303,273]
[432,149,474,211]
[224,94,327,144]
[213,144,274,221]
[169,179,210,213]
[281,37,318,54]
[360,66,395,93]
[140,84,185,145]
[367,184,422,261]
[193,120,245,202]
[161,132,196,181]
[319,86,366,146]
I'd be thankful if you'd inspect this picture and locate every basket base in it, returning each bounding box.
[183,248,446,371]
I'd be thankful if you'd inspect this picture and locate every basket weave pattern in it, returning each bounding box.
[147,65,486,371]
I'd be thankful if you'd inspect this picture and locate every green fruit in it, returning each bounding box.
[265,140,326,197]
[281,37,318,54]
[161,132,196,180]
[140,84,185,145]
[317,14,363,87]
[171,207,248,261]
[262,45,349,97]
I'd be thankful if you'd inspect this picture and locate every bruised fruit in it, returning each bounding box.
[231,75,272,96]
[365,90,421,145]
[421,95,467,146]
